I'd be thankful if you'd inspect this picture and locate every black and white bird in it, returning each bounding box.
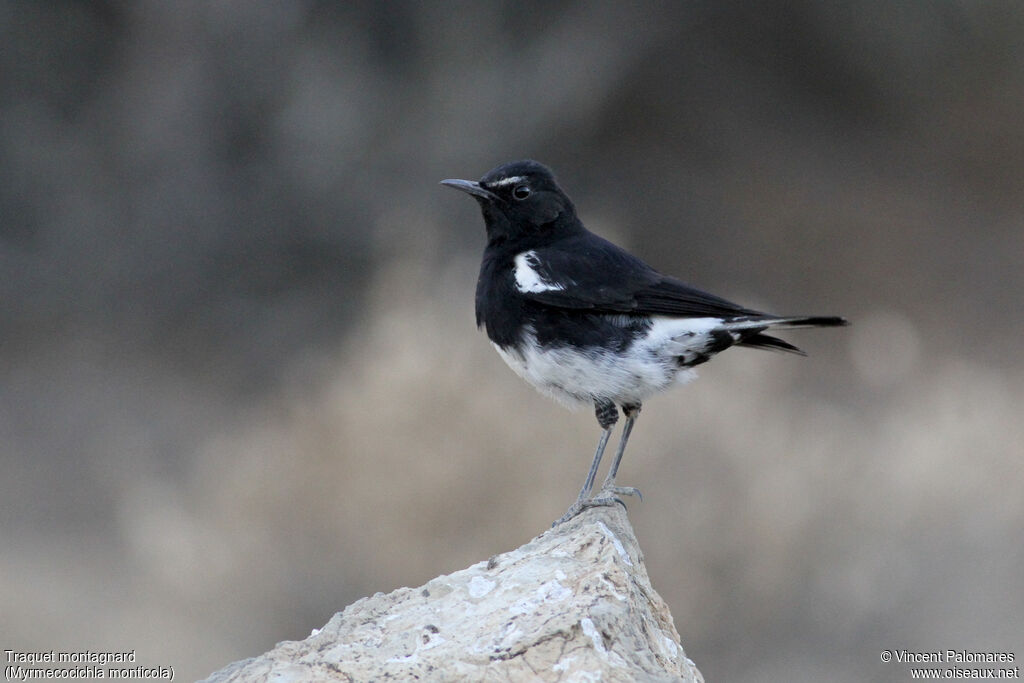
[441,160,846,525]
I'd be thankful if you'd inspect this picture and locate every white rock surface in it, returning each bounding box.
[201,505,703,682]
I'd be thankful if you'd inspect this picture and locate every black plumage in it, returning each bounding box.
[442,160,846,524]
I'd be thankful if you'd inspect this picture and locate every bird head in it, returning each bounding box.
[441,160,577,244]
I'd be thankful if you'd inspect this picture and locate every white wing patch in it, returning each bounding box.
[514,251,566,294]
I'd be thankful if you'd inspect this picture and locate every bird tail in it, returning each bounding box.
[720,315,848,356]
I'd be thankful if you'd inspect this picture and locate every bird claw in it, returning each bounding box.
[552,497,617,526]
[603,485,642,502]
[583,495,629,512]
[552,487,643,526]
[551,507,578,527]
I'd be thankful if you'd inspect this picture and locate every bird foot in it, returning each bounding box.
[600,485,643,501]
[551,486,643,526]
[551,496,621,526]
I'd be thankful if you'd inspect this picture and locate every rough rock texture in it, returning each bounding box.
[202,505,703,682]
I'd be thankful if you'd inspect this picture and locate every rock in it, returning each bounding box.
[201,504,703,682]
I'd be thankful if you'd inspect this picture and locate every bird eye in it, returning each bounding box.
[512,184,531,200]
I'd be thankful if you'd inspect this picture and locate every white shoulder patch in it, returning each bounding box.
[514,251,565,294]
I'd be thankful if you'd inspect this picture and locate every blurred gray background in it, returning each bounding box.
[2,2,1022,681]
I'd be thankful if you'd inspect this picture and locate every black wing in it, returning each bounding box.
[520,232,765,319]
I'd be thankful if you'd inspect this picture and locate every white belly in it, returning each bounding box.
[492,317,721,408]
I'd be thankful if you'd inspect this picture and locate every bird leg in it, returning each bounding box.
[552,400,618,526]
[595,403,643,500]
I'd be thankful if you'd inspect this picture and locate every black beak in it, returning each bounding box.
[440,178,499,202]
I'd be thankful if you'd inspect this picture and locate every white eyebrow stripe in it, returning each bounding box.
[486,175,526,188]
